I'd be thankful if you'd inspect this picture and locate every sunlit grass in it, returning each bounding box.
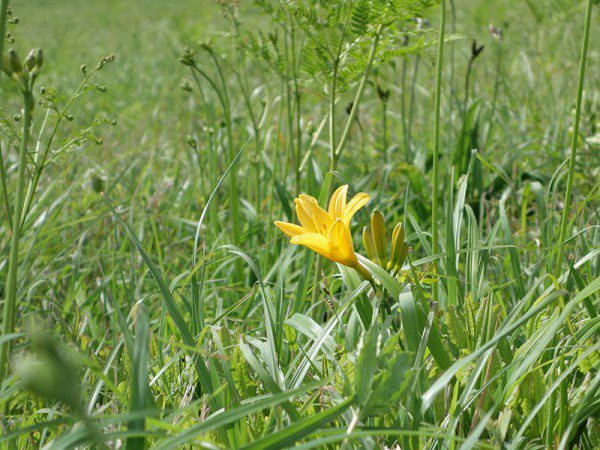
[0,0,598,448]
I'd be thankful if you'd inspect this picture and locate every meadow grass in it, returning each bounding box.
[0,0,598,448]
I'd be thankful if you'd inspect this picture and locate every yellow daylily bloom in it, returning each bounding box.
[275,185,371,280]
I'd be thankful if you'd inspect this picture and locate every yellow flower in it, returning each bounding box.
[275,185,371,279]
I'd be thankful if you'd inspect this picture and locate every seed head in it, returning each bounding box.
[471,40,484,59]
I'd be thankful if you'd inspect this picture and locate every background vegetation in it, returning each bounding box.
[0,0,598,448]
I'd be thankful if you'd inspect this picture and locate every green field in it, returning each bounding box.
[1,0,599,448]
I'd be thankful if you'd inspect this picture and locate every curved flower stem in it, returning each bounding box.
[554,0,593,273]
[0,91,34,387]
[432,0,446,306]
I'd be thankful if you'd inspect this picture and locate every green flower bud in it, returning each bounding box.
[362,225,377,262]
[388,221,409,271]
[2,54,13,76]
[35,48,44,69]
[8,48,21,74]
[370,209,387,266]
[24,49,36,71]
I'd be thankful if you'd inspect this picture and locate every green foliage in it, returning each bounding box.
[0,0,598,448]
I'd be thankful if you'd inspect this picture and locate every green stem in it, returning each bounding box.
[310,60,340,304]
[484,41,503,153]
[0,0,11,228]
[283,26,295,193]
[328,61,338,176]
[290,21,303,195]
[554,0,593,273]
[311,25,383,304]
[0,0,8,77]
[456,54,474,180]
[207,49,242,247]
[235,70,261,215]
[21,66,102,227]
[432,0,446,306]
[0,144,11,230]
[381,100,388,164]
[0,91,33,387]
[407,55,420,161]
[401,56,409,161]
[333,24,382,161]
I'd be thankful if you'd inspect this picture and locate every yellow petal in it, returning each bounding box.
[342,192,370,223]
[328,185,348,218]
[296,194,332,234]
[327,219,358,267]
[274,221,306,238]
[295,197,318,232]
[290,233,333,260]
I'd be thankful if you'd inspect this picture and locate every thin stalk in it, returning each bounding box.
[0,0,8,79]
[267,79,286,251]
[456,52,474,180]
[554,0,593,273]
[432,0,446,306]
[320,22,384,202]
[328,61,338,177]
[311,24,383,304]
[407,55,420,160]
[308,60,339,304]
[483,40,503,153]
[290,20,303,195]
[401,56,409,161]
[21,66,103,226]
[235,70,261,214]
[0,141,11,230]
[0,91,34,386]
[448,0,456,123]
[381,100,388,164]
[0,0,11,229]
[445,0,457,153]
[206,49,242,247]
[333,24,383,162]
[283,27,295,192]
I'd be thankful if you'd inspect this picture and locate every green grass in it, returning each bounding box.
[0,0,598,448]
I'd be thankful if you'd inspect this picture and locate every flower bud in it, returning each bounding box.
[2,54,13,76]
[471,41,484,59]
[370,210,387,266]
[362,225,377,263]
[24,49,36,71]
[388,222,409,271]
[8,48,21,74]
[376,84,390,102]
[35,48,43,69]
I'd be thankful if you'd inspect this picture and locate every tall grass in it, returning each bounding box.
[0,0,598,448]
